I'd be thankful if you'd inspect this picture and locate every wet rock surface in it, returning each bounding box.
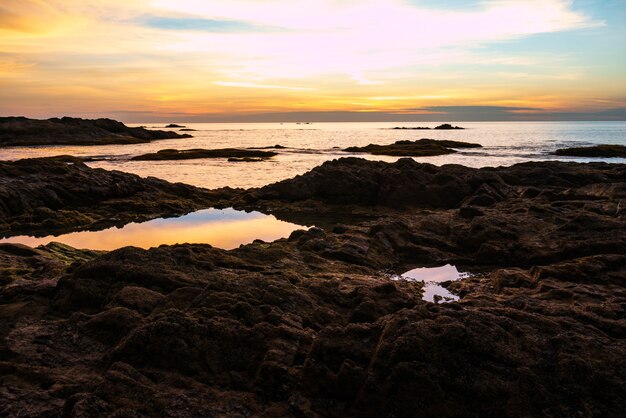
[554,144,626,158]
[0,157,236,237]
[131,148,278,161]
[344,139,481,156]
[0,117,191,146]
[1,157,625,416]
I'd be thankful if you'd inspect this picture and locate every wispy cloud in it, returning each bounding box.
[140,16,275,32]
[214,81,314,91]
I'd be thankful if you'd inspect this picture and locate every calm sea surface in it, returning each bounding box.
[1,121,624,189]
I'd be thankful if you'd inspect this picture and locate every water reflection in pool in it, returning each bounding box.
[0,208,307,251]
[397,264,469,303]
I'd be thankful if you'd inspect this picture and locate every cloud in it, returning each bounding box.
[214,81,314,91]
[141,16,272,32]
[0,0,83,34]
[0,0,619,119]
[148,0,601,81]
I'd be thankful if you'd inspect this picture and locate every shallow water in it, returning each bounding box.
[398,264,470,303]
[0,121,624,189]
[0,208,306,251]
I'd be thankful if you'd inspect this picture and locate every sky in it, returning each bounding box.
[1,0,625,122]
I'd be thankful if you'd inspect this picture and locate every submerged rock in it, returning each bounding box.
[392,126,431,130]
[228,157,266,162]
[554,144,626,158]
[0,117,191,146]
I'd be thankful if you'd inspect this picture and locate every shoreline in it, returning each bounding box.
[1,155,625,416]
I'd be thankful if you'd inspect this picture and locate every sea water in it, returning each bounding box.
[0,121,624,189]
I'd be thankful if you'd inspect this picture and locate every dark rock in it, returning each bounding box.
[249,145,287,149]
[459,205,484,218]
[554,144,626,158]
[1,157,625,416]
[0,117,191,146]
[0,157,236,237]
[434,123,464,129]
[165,124,185,128]
[228,157,266,162]
[344,138,481,157]
[132,148,277,161]
[392,126,431,130]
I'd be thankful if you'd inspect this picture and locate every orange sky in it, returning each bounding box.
[1,0,625,121]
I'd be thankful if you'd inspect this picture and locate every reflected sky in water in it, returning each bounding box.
[399,264,469,303]
[0,208,306,251]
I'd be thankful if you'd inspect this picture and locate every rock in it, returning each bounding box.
[131,148,277,161]
[228,157,266,162]
[458,205,484,219]
[344,138,481,157]
[553,144,626,158]
[165,124,185,128]
[0,117,191,146]
[392,126,431,130]
[0,157,236,237]
[249,145,287,149]
[434,123,464,129]
[1,157,625,416]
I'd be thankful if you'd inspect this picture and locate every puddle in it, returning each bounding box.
[396,264,470,303]
[0,208,307,251]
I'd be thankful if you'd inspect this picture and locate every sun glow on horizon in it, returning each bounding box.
[0,0,624,121]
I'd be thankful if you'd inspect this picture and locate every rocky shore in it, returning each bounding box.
[1,157,625,416]
[0,117,191,146]
[0,158,236,237]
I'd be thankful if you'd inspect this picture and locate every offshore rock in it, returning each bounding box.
[554,144,626,158]
[0,116,191,146]
[344,139,481,157]
[132,148,277,161]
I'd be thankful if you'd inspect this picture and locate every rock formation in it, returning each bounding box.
[344,139,481,156]
[554,144,626,158]
[0,117,191,146]
[1,157,625,416]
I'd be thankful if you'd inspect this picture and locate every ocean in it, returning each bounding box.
[1,121,624,189]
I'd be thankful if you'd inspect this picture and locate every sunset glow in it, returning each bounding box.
[1,0,624,121]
